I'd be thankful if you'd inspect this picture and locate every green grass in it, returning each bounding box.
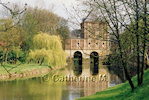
[77,69,149,100]
[0,63,50,75]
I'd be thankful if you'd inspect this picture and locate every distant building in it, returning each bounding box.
[65,21,110,60]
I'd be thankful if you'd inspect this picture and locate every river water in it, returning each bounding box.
[0,63,121,100]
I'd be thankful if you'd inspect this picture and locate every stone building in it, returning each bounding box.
[65,21,110,61]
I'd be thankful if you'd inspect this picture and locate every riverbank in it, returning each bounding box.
[77,68,149,100]
[0,64,52,81]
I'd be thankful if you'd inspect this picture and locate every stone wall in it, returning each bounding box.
[65,49,110,59]
[65,39,109,50]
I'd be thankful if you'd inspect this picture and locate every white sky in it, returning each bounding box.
[1,0,79,19]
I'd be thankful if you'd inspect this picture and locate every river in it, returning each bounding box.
[0,63,121,100]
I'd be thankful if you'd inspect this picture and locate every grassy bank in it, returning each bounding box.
[0,63,50,75]
[0,63,52,81]
[77,69,149,100]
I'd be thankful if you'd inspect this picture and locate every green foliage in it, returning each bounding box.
[21,11,38,50]
[27,49,53,64]
[27,32,66,67]
[107,16,149,82]
[121,18,149,49]
[0,18,14,31]
[0,18,26,64]
[0,5,69,67]
[22,7,60,34]
[12,46,23,58]
[17,51,27,63]
[21,7,70,51]
[5,46,24,63]
[0,18,24,45]
[57,18,70,40]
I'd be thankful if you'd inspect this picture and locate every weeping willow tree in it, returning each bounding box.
[27,32,66,68]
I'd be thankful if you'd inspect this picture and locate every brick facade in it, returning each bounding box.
[65,21,110,59]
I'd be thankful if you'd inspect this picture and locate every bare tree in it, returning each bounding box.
[66,0,149,91]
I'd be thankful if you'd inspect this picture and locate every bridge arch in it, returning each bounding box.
[90,51,99,75]
[73,51,82,65]
[73,51,82,76]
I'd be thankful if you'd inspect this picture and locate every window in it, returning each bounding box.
[96,43,98,47]
[102,43,104,47]
[77,42,79,47]
[89,43,90,47]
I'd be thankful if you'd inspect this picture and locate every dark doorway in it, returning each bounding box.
[73,51,82,76]
[90,52,99,75]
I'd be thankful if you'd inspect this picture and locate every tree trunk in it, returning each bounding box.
[124,63,135,91]
[2,49,5,63]
[118,40,135,91]
[140,0,147,85]
[5,51,8,64]
[122,59,135,91]
[15,57,17,64]
[40,58,44,65]
[135,0,140,86]
[136,36,140,86]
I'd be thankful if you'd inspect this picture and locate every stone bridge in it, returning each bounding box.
[64,21,110,63]
[65,39,110,60]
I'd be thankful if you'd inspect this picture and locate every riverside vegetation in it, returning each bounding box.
[77,68,149,100]
[0,32,66,80]
[0,3,69,80]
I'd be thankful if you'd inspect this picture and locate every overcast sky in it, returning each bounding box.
[0,0,79,19]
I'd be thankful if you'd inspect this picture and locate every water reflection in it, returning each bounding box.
[0,72,65,100]
[66,63,110,97]
[90,52,99,75]
[90,64,98,75]
[0,63,121,100]
[73,65,82,76]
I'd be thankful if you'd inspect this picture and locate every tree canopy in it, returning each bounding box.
[28,32,66,67]
[21,7,70,51]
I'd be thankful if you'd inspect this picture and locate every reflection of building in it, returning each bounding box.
[65,21,110,59]
[65,65,112,97]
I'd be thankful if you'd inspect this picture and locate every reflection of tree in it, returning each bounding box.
[73,65,82,76]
